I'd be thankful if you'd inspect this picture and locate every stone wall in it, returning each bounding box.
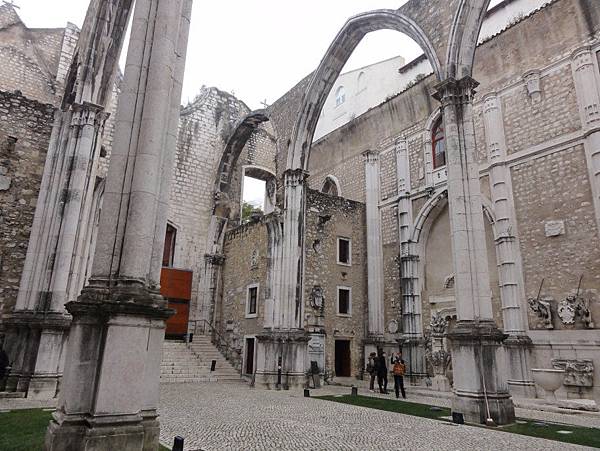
[0,4,75,105]
[0,91,55,319]
[168,87,250,323]
[218,220,269,370]
[303,190,367,378]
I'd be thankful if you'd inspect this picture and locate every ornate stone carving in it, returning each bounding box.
[310,285,324,312]
[552,359,594,387]
[523,69,542,103]
[430,312,448,335]
[250,249,259,269]
[387,319,398,334]
[427,349,452,377]
[213,191,234,219]
[527,297,553,329]
[558,295,595,328]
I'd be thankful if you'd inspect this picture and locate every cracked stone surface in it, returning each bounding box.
[158,383,595,451]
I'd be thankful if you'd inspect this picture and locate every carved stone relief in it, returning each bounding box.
[552,359,594,387]
[310,285,324,313]
[528,297,553,329]
[558,295,595,328]
[430,312,448,335]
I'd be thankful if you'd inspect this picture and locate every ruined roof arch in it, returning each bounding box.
[446,0,493,79]
[286,9,442,172]
[214,110,271,198]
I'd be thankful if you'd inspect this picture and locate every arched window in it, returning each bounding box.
[432,118,446,169]
[335,86,346,107]
[162,223,177,267]
[357,71,366,93]
[322,176,340,197]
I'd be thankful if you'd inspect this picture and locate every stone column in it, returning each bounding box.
[571,46,600,237]
[44,0,190,449]
[482,93,535,398]
[395,138,426,381]
[434,77,515,425]
[254,170,308,389]
[363,150,385,338]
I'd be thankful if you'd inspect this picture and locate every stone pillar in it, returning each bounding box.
[197,215,228,331]
[363,150,385,338]
[434,77,515,425]
[254,170,308,389]
[44,0,190,449]
[396,138,426,381]
[571,46,600,237]
[482,93,535,398]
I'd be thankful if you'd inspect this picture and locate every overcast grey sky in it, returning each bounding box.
[18,0,501,110]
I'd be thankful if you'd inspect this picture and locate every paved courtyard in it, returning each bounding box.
[158,383,597,451]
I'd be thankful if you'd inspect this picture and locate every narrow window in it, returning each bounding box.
[322,176,339,197]
[246,285,259,318]
[337,287,351,316]
[162,224,176,267]
[337,237,351,266]
[432,118,446,169]
[335,86,346,107]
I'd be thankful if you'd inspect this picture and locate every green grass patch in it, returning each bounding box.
[316,394,451,421]
[317,395,600,448]
[0,408,52,451]
[501,419,600,448]
[0,409,171,451]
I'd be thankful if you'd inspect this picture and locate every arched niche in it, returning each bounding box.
[411,189,504,332]
[321,175,342,197]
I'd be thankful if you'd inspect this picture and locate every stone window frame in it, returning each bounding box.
[423,108,448,187]
[336,236,352,266]
[162,222,177,268]
[245,283,260,318]
[321,175,342,197]
[336,285,352,317]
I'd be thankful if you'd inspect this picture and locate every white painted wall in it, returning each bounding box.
[313,0,551,142]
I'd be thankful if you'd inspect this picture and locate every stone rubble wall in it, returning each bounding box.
[0,91,55,320]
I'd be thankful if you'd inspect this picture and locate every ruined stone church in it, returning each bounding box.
[0,0,599,448]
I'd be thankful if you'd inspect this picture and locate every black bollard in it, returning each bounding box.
[351,386,358,396]
[210,359,216,371]
[452,412,464,425]
[276,356,282,389]
[173,436,184,451]
[304,389,310,398]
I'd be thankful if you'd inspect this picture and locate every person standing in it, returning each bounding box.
[0,345,9,384]
[391,352,407,399]
[366,352,377,392]
[376,350,388,394]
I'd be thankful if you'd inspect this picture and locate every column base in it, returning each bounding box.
[255,331,309,390]
[399,336,427,384]
[504,335,536,399]
[27,374,59,400]
[448,320,515,425]
[44,410,146,451]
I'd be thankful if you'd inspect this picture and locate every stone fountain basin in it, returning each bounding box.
[531,368,564,392]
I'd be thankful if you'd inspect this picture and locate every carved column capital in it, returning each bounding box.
[283,168,308,188]
[571,46,594,72]
[433,76,479,107]
[362,149,379,164]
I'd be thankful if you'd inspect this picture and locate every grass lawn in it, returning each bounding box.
[0,409,171,451]
[317,395,600,449]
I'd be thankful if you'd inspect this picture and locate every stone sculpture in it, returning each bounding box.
[528,297,553,329]
[552,359,594,387]
[310,285,324,312]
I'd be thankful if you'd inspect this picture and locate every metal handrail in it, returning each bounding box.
[186,319,240,361]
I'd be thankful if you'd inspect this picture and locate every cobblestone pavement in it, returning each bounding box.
[158,383,596,451]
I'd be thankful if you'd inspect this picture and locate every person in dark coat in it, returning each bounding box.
[391,352,407,399]
[0,346,9,381]
[375,350,388,394]
[366,352,377,392]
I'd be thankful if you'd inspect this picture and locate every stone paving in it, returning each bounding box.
[158,383,597,451]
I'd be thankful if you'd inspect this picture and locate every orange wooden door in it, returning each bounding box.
[161,268,193,337]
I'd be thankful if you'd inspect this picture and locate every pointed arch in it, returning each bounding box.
[286,9,442,171]
[446,0,493,79]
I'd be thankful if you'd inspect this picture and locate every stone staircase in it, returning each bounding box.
[160,335,242,383]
